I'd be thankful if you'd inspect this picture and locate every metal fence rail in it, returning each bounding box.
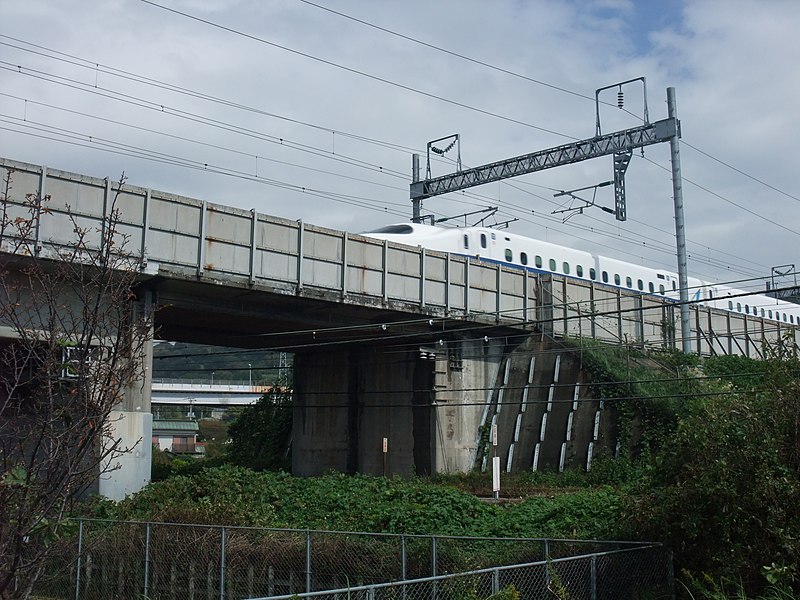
[31,520,671,600]
[258,545,673,600]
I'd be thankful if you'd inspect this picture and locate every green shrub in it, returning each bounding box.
[630,356,800,595]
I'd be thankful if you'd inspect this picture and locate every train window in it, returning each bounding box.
[649,282,655,293]
[769,310,773,319]
[480,233,487,249]
[657,273,665,280]
[672,281,677,291]
[602,271,609,283]
[521,252,528,266]
[549,259,556,271]
[614,274,620,285]
[535,255,542,268]
[753,306,758,316]
[637,279,644,291]
[745,304,749,313]
[626,276,632,288]
[729,301,734,310]
[563,262,570,275]
[590,268,597,280]
[761,309,765,318]
[791,315,795,324]
[366,225,413,234]
[709,290,714,299]
[737,303,741,312]
[659,284,665,295]
[463,235,469,250]
[776,312,781,321]
[505,249,513,262]
[576,265,583,277]
[784,314,788,322]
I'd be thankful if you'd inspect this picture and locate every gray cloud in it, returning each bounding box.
[1,0,797,288]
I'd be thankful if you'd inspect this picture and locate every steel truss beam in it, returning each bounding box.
[410,118,679,201]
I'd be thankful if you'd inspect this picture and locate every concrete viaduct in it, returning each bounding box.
[0,157,794,499]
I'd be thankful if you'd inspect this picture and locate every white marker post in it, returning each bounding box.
[382,437,388,477]
[492,423,500,499]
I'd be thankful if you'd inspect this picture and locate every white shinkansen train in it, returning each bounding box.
[362,223,800,326]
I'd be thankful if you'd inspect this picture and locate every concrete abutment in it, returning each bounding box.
[291,335,615,477]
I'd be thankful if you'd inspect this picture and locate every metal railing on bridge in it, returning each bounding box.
[540,273,798,358]
[2,156,795,358]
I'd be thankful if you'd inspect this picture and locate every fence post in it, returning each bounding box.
[431,536,438,600]
[543,539,550,587]
[668,547,676,600]
[431,536,437,577]
[492,568,500,595]
[74,520,84,600]
[590,554,597,600]
[144,522,151,600]
[306,530,312,593]
[219,527,226,600]
[401,535,407,580]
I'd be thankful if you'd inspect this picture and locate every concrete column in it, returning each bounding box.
[293,346,431,477]
[99,294,154,500]
[434,338,505,473]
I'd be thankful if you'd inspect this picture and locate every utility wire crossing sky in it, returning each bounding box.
[1,0,798,290]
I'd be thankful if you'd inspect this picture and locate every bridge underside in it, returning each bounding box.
[149,274,502,350]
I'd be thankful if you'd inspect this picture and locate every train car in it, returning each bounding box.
[362,223,800,325]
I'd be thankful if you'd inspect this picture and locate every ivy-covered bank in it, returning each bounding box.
[572,342,800,598]
[91,466,624,541]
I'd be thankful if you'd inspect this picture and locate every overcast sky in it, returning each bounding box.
[2,0,798,291]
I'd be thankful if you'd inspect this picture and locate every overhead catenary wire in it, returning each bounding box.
[137,0,577,142]
[0,118,411,215]
[0,41,785,279]
[0,62,411,180]
[1,26,792,282]
[0,88,764,280]
[150,280,800,358]
[293,1,799,211]
[0,96,410,194]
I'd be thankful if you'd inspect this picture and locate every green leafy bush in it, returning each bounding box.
[630,356,800,595]
[226,385,292,471]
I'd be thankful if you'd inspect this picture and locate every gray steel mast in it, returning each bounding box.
[667,87,691,353]
[410,86,692,352]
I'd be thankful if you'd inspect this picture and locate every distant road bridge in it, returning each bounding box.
[1,157,796,500]
[151,380,266,407]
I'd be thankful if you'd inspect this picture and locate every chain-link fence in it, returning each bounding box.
[31,520,672,599]
[259,544,673,600]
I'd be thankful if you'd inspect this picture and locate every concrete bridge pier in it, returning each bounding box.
[292,337,509,477]
[98,293,154,500]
